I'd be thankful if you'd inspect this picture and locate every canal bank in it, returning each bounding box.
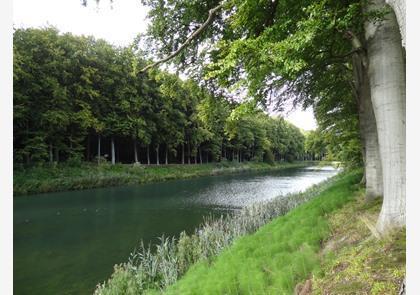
[14,161,319,196]
[96,170,405,295]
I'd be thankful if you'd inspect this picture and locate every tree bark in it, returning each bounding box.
[361,90,383,200]
[156,144,160,165]
[385,0,405,47]
[199,147,202,164]
[350,40,383,200]
[134,139,138,163]
[111,137,115,165]
[165,145,168,165]
[147,145,150,165]
[365,0,406,233]
[97,135,101,165]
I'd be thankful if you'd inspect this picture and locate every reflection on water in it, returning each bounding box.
[14,166,338,295]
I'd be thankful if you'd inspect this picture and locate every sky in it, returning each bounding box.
[13,0,317,131]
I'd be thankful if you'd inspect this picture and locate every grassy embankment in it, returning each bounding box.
[95,170,405,294]
[164,171,405,295]
[14,161,314,196]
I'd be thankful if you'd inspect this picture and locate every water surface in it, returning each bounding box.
[14,166,338,294]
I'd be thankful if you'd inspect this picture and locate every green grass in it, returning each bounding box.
[13,161,314,196]
[159,171,362,295]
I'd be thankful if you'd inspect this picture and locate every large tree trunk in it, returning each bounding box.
[97,135,101,165]
[365,0,406,233]
[134,139,138,163]
[111,137,116,165]
[147,145,150,165]
[351,43,383,200]
[165,145,168,165]
[361,89,383,200]
[156,144,160,165]
[199,147,202,164]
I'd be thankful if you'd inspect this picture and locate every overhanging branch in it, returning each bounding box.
[141,2,224,72]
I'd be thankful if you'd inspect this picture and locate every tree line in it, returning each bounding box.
[13,27,308,166]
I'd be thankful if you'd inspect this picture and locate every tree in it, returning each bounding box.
[364,0,405,232]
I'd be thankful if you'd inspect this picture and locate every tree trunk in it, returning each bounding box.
[111,137,115,165]
[351,39,383,200]
[97,135,101,165]
[199,147,202,164]
[182,144,185,164]
[134,139,138,163]
[385,0,405,47]
[361,91,383,200]
[86,133,91,161]
[55,147,59,163]
[49,143,53,163]
[165,146,168,165]
[156,144,160,165]
[147,145,150,165]
[365,0,406,233]
[187,142,191,164]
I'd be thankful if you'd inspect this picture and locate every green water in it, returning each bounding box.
[14,166,338,294]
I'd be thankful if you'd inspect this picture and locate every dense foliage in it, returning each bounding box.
[13,27,308,167]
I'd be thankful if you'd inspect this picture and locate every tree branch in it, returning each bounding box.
[141,2,224,73]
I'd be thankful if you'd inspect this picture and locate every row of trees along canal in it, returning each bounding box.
[14,27,328,167]
[131,0,405,235]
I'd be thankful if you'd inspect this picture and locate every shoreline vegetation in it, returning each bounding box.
[94,170,405,295]
[13,161,319,196]
[94,170,350,294]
